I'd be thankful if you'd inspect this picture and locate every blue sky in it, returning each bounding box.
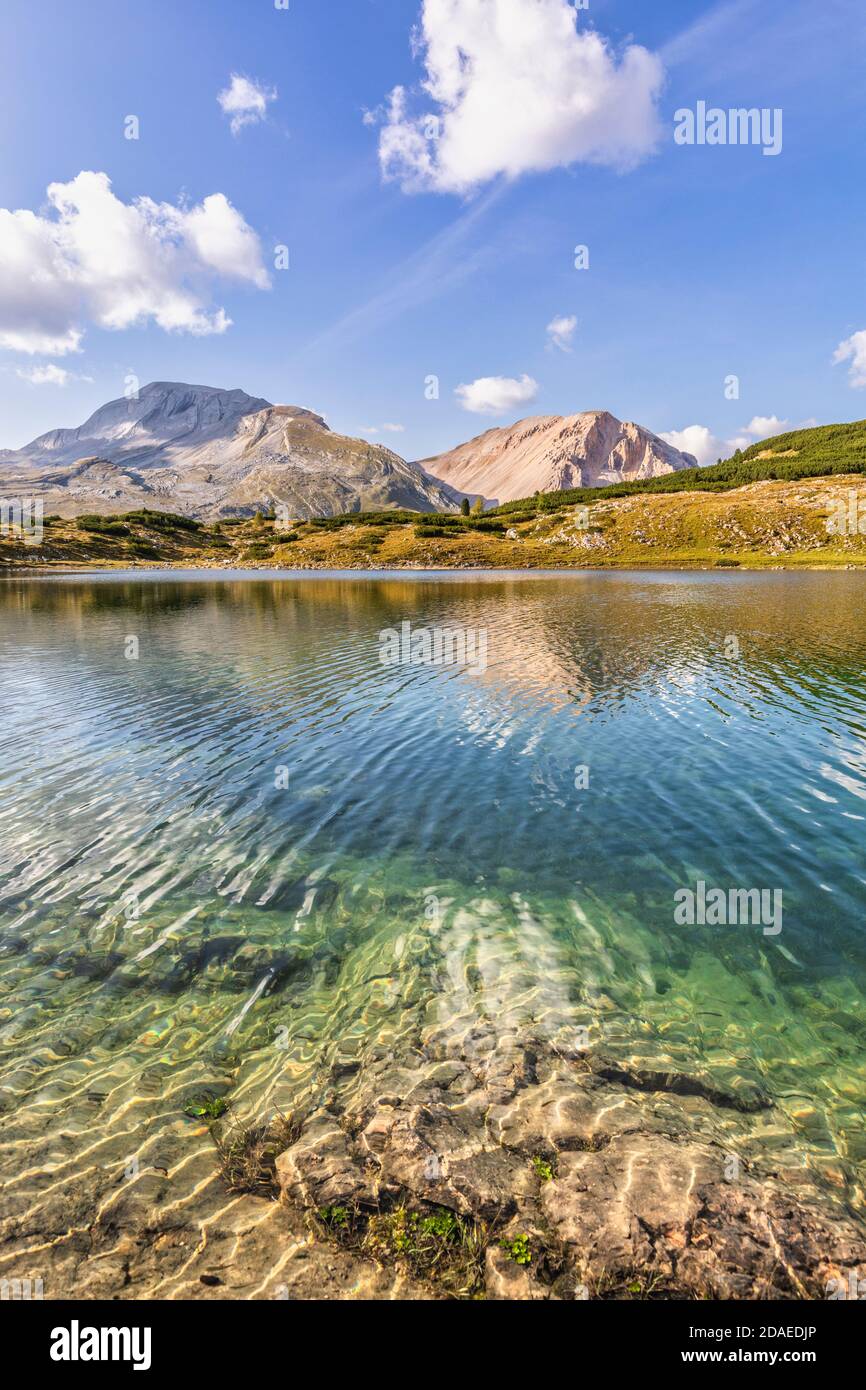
[1,0,865,464]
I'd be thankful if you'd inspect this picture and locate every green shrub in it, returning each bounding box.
[76,515,130,536]
[123,509,201,532]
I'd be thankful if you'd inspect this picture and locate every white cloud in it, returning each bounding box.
[375,0,665,194]
[834,331,866,388]
[663,415,790,467]
[742,414,788,440]
[360,421,406,437]
[217,74,277,136]
[0,171,269,355]
[660,425,723,467]
[455,373,539,415]
[15,363,77,386]
[726,416,789,451]
[546,314,577,352]
[183,194,270,289]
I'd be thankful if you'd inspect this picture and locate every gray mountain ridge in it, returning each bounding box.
[0,381,456,520]
[0,382,699,520]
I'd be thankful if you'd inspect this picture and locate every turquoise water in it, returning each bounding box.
[1,570,865,1232]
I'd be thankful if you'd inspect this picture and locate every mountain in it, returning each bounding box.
[417,410,698,506]
[0,382,455,519]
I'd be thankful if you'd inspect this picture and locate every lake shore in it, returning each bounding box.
[4,475,866,574]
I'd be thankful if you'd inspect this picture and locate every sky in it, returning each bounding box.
[1,0,865,465]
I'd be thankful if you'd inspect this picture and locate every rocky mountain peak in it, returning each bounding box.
[418,409,697,505]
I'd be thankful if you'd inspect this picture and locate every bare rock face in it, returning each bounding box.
[420,410,697,506]
[0,382,456,520]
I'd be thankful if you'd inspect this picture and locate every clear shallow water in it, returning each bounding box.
[1,570,865,1235]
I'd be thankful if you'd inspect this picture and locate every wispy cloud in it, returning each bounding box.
[300,183,507,359]
[662,0,864,85]
[546,315,577,352]
[15,362,91,386]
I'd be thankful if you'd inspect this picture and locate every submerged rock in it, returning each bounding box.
[270,1032,866,1300]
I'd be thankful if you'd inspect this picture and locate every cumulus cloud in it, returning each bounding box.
[660,425,723,467]
[546,314,577,352]
[374,0,665,194]
[743,414,788,439]
[455,373,539,415]
[663,416,790,466]
[217,74,277,135]
[727,415,789,451]
[0,171,269,355]
[834,331,866,387]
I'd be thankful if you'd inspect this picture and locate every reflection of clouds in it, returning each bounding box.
[820,755,866,802]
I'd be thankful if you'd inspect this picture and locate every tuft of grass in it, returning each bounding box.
[214,1112,302,1198]
[314,1200,490,1297]
[587,1265,676,1300]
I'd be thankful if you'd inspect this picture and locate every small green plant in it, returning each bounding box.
[531,1154,555,1182]
[318,1205,351,1230]
[420,1211,459,1239]
[183,1092,228,1122]
[315,1201,489,1296]
[500,1233,531,1266]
